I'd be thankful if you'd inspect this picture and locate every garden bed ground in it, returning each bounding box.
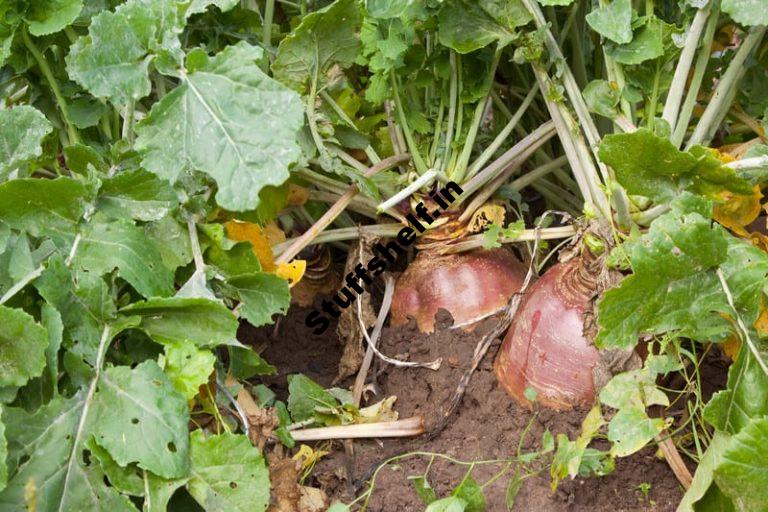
[242,304,724,511]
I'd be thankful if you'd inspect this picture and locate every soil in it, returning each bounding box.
[243,302,718,512]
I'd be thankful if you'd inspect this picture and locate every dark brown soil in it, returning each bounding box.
[243,306,688,511]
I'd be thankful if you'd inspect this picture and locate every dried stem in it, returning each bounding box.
[353,274,395,406]
[656,431,693,489]
[290,417,425,442]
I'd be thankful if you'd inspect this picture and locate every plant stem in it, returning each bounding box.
[439,226,577,254]
[121,100,135,147]
[672,2,720,147]
[275,155,411,263]
[272,224,405,255]
[686,26,767,149]
[465,84,540,180]
[390,73,428,174]
[509,155,568,191]
[377,169,440,213]
[290,417,425,441]
[661,2,712,133]
[21,28,80,145]
[441,51,459,176]
[262,0,275,48]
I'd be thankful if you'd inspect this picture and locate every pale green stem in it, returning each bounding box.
[376,169,440,213]
[441,51,459,176]
[686,26,767,149]
[262,0,275,48]
[673,3,720,147]
[465,85,540,180]
[390,73,428,174]
[21,28,80,145]
[661,2,712,132]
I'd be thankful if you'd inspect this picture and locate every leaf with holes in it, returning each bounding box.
[186,431,270,512]
[90,361,190,479]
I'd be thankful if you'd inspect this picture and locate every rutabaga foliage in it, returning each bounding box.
[0,0,298,510]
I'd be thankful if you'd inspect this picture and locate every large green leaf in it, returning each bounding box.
[66,0,186,104]
[227,273,290,327]
[24,0,83,36]
[97,168,178,222]
[287,373,341,423]
[120,297,239,348]
[721,0,768,27]
[135,42,304,211]
[586,0,633,44]
[0,306,48,388]
[714,416,768,510]
[186,431,270,512]
[438,0,531,53]
[0,392,137,512]
[0,106,52,179]
[74,218,175,298]
[596,194,768,349]
[90,361,190,479]
[598,129,753,202]
[0,178,87,243]
[272,0,362,92]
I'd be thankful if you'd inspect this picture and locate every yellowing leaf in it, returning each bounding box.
[713,185,763,236]
[357,396,399,423]
[263,220,287,245]
[292,444,329,474]
[756,303,768,337]
[722,335,741,361]
[466,202,506,234]
[276,260,306,288]
[225,220,277,272]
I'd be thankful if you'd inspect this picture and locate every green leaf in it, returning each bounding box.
[97,168,178,222]
[583,79,621,119]
[438,0,531,54]
[146,216,193,271]
[704,349,768,435]
[598,129,753,202]
[68,97,108,129]
[677,432,731,512]
[136,42,304,212]
[410,475,438,504]
[596,194,768,349]
[721,0,768,27]
[0,306,48,387]
[24,0,84,36]
[586,0,633,44]
[606,17,665,65]
[0,178,87,243]
[714,416,768,511]
[287,373,340,423]
[66,0,186,104]
[36,257,116,365]
[227,273,290,327]
[228,346,276,379]
[425,496,467,512]
[159,340,216,400]
[0,392,137,511]
[86,437,144,496]
[121,297,239,348]
[504,472,523,508]
[91,361,190,479]
[186,431,270,512]
[482,220,524,249]
[75,218,175,298]
[452,475,486,512]
[40,303,63,396]
[272,0,362,92]
[0,106,52,179]
[207,242,262,277]
[606,408,665,457]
